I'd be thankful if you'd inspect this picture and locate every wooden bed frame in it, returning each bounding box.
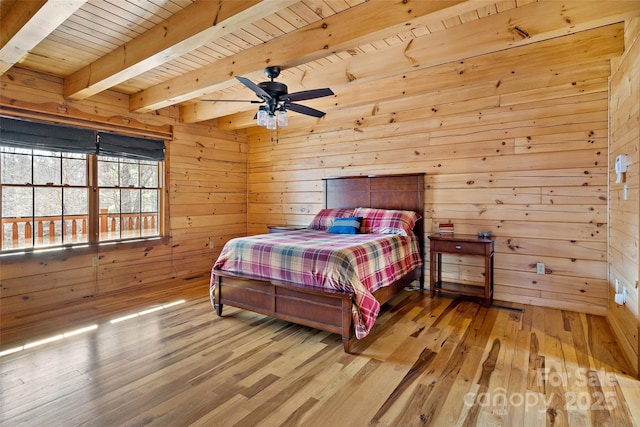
[210,173,425,353]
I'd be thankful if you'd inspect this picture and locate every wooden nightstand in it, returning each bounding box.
[428,233,494,306]
[267,225,306,233]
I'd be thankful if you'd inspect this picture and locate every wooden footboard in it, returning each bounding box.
[210,267,421,353]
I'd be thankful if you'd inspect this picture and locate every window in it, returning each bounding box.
[97,156,161,241]
[0,117,165,252]
[1,147,89,249]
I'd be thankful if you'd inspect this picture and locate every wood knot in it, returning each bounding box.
[512,26,530,40]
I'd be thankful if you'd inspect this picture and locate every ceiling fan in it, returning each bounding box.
[202,66,334,129]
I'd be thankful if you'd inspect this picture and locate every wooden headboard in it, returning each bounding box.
[323,174,424,214]
[322,173,425,265]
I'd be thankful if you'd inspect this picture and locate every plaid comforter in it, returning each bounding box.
[210,229,422,339]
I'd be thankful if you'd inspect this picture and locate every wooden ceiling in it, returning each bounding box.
[1,0,639,130]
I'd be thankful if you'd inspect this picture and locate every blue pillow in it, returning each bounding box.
[328,217,363,234]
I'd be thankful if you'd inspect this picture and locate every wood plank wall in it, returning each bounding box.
[0,68,248,324]
[246,24,625,318]
[608,17,640,376]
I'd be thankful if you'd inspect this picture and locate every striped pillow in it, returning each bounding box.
[354,208,420,236]
[307,208,355,230]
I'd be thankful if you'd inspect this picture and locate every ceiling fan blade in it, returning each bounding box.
[286,88,334,102]
[286,103,327,118]
[236,76,272,100]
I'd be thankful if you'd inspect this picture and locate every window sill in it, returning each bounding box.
[0,236,171,259]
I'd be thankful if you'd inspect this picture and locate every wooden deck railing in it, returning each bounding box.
[1,209,158,249]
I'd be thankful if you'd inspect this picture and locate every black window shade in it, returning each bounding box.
[97,132,165,161]
[0,117,95,154]
[0,117,165,160]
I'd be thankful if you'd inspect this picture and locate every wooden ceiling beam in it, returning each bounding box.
[196,1,637,126]
[0,0,87,75]
[131,0,472,113]
[63,0,297,100]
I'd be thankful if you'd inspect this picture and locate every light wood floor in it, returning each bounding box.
[1,281,639,426]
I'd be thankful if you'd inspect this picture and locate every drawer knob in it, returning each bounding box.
[455,245,462,250]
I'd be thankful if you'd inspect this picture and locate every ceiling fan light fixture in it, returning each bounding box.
[266,113,277,130]
[256,107,268,126]
[277,108,288,127]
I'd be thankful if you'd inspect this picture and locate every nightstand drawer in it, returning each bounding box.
[430,239,488,255]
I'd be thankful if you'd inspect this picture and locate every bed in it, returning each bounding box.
[209,173,425,353]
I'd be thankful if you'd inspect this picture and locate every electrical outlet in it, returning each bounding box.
[208,241,214,249]
[536,262,545,275]
[92,256,99,267]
